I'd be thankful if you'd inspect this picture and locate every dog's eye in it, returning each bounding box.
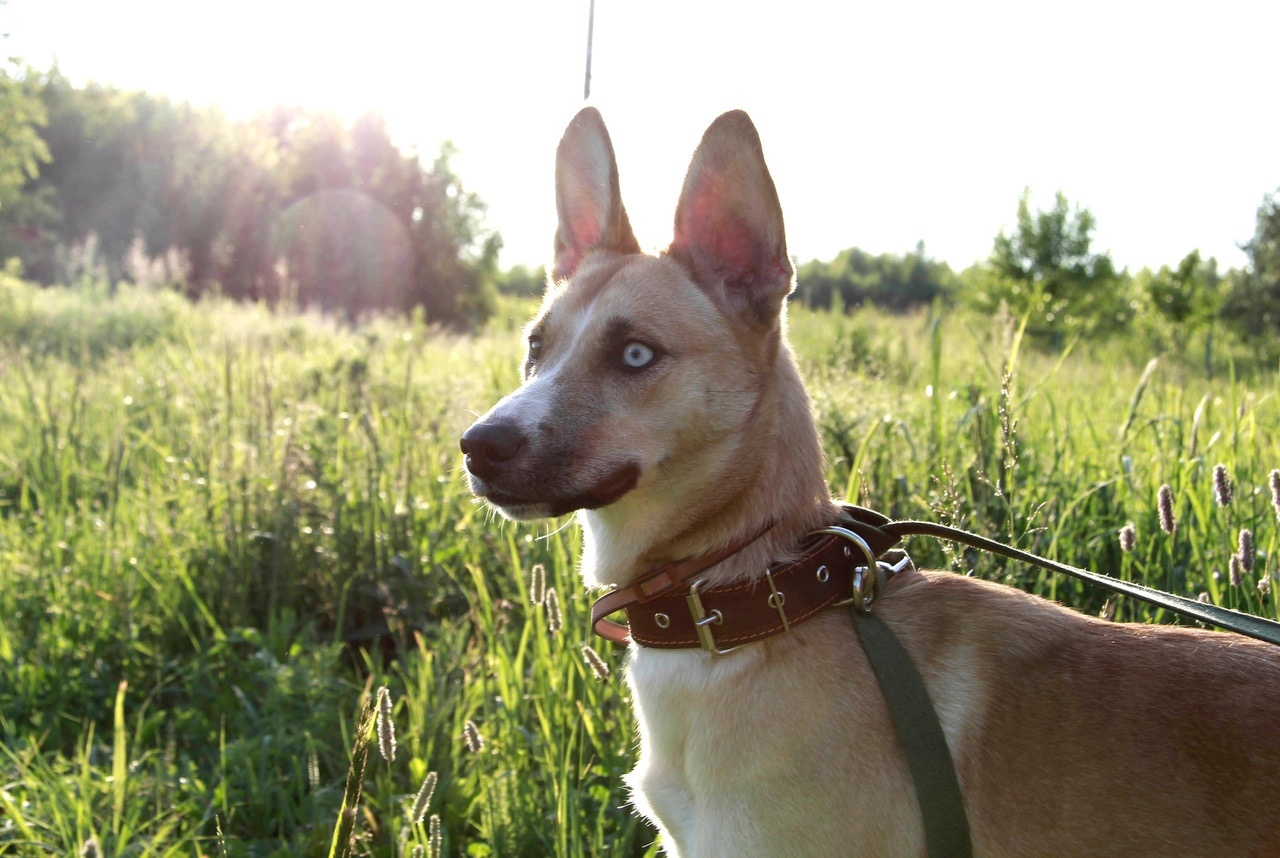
[621,342,655,369]
[527,336,543,361]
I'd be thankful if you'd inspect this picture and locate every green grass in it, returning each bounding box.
[1,272,1278,856]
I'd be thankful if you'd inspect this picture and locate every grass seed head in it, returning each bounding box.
[1157,484,1176,533]
[1212,463,1233,506]
[545,587,562,634]
[463,719,484,753]
[1239,528,1255,573]
[581,643,610,680]
[413,845,426,858]
[529,562,546,605]
[1230,553,1243,587]
[429,814,442,858]
[411,771,438,824]
[1260,573,1272,597]
[1118,522,1136,553]
[376,685,396,762]
[1270,469,1280,523]
[80,839,102,858]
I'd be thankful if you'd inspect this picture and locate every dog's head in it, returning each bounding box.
[461,108,795,530]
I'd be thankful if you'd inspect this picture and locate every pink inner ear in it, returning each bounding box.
[566,204,604,251]
[683,179,765,281]
[554,183,608,279]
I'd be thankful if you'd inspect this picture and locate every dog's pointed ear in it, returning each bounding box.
[553,107,641,281]
[669,110,793,324]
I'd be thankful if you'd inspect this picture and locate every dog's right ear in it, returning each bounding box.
[553,107,641,281]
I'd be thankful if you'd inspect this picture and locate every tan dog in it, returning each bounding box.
[461,107,1280,857]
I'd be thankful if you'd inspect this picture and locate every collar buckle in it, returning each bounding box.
[686,578,742,656]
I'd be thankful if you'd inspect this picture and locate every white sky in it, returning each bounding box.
[6,0,1279,273]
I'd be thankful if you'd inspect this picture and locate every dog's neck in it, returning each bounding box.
[578,333,839,591]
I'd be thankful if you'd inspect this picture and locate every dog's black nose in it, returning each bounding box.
[460,422,525,478]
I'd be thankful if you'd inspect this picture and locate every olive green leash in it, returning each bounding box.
[850,601,973,857]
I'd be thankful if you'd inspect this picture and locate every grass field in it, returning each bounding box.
[1,271,1278,856]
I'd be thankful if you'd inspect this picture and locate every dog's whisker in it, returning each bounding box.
[538,516,576,542]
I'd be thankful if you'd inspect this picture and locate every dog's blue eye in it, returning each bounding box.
[622,342,654,369]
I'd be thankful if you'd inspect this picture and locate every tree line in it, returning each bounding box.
[0,66,500,326]
[804,189,1280,362]
[3,63,1278,348]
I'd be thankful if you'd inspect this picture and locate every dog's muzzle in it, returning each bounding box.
[460,418,641,518]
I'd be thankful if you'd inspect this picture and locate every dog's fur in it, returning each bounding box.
[461,107,1280,857]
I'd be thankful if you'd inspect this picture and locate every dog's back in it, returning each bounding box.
[890,572,1280,856]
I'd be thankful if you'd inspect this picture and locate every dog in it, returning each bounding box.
[460,107,1280,857]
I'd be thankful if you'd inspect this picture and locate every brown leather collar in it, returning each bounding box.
[591,507,909,652]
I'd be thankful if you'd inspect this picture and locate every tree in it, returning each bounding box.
[0,62,52,268]
[497,263,547,297]
[1143,250,1221,327]
[1221,190,1280,339]
[974,190,1128,343]
[0,63,48,208]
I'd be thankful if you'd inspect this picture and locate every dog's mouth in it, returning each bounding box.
[474,462,641,520]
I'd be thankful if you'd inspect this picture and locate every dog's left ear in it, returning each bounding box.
[669,110,793,324]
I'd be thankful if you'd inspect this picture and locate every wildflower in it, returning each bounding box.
[581,643,610,680]
[546,587,563,634]
[1239,529,1255,573]
[410,771,438,824]
[1118,522,1136,553]
[429,815,442,858]
[376,685,396,762]
[529,563,546,606]
[1197,592,1211,604]
[1229,554,1243,587]
[1212,463,1233,507]
[1270,469,1280,523]
[462,719,484,753]
[1157,484,1176,534]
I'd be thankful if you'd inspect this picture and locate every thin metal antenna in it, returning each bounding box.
[583,0,595,100]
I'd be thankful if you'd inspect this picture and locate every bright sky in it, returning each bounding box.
[6,0,1279,274]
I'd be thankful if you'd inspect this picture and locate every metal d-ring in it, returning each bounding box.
[811,525,880,613]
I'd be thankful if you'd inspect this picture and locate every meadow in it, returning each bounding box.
[0,270,1278,857]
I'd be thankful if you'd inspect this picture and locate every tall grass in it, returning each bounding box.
[0,273,1277,855]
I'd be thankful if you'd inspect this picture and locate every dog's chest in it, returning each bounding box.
[622,650,749,852]
[619,637,929,857]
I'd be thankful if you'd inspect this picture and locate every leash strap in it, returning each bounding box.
[850,601,972,858]
[882,520,1280,648]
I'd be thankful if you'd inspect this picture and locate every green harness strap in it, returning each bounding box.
[850,602,973,858]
